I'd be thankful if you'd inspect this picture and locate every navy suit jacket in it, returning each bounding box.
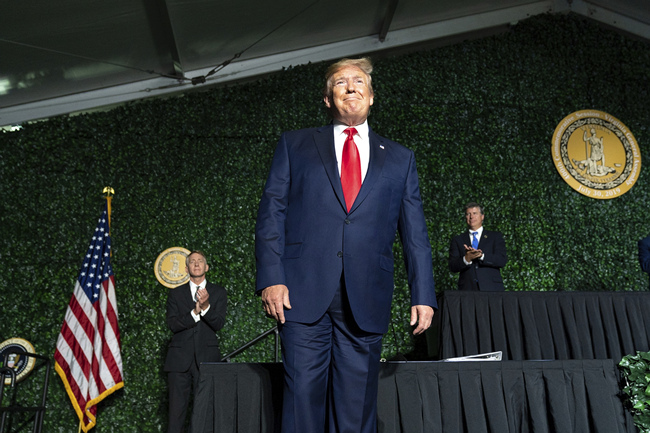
[449,230,507,291]
[164,281,227,372]
[639,235,650,287]
[255,125,437,334]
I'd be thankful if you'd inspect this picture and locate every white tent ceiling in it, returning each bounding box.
[1,0,648,127]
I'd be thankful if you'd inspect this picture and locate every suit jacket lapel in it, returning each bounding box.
[349,128,387,213]
[479,231,490,248]
[187,283,196,307]
[313,125,347,211]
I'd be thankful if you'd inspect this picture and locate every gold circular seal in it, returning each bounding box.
[552,110,641,199]
[0,338,36,385]
[154,247,191,288]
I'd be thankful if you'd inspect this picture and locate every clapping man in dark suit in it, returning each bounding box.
[164,250,227,433]
[449,202,507,291]
[255,57,437,433]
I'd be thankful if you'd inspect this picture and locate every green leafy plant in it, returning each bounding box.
[619,351,650,432]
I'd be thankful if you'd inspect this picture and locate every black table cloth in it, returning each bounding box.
[191,363,283,433]
[438,291,650,361]
[191,360,635,433]
[377,359,634,433]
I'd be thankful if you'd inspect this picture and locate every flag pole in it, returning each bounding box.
[102,187,114,234]
[54,190,124,433]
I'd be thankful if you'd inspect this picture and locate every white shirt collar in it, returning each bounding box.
[191,280,206,292]
[333,120,369,138]
[469,227,484,240]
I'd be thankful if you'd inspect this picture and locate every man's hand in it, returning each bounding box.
[194,287,210,314]
[410,305,434,335]
[464,244,483,262]
[261,284,292,323]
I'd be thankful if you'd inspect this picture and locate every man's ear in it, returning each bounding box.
[324,95,331,108]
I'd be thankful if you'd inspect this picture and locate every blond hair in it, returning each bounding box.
[322,57,374,98]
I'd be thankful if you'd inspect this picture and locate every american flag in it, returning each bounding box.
[54,202,124,432]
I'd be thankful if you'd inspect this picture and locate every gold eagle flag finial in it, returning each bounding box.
[102,186,115,198]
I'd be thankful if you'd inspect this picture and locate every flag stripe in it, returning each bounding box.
[70,287,98,340]
[57,321,92,389]
[54,203,124,432]
[54,346,87,408]
[96,278,122,385]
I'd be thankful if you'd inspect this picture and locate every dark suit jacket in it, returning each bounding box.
[639,235,650,286]
[449,230,507,291]
[255,125,437,334]
[164,281,227,372]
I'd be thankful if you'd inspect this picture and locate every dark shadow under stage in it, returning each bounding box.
[191,359,635,433]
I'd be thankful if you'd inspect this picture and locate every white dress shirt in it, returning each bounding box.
[190,280,210,321]
[463,226,485,265]
[333,120,370,182]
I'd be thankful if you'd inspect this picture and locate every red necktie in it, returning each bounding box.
[341,127,361,212]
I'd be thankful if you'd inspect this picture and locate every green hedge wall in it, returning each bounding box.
[1,13,649,432]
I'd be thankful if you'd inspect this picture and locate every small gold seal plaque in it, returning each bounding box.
[154,247,191,288]
[552,110,641,199]
[0,338,36,385]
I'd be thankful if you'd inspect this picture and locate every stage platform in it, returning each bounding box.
[190,290,649,432]
[191,359,635,433]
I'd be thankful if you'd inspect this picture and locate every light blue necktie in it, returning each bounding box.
[472,232,479,249]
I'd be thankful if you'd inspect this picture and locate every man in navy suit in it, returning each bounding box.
[639,235,650,286]
[255,57,437,433]
[449,202,507,291]
[164,250,227,433]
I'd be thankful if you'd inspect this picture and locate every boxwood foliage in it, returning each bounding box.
[620,351,650,432]
[0,13,649,432]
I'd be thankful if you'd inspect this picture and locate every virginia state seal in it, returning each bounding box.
[552,110,641,199]
[154,247,191,288]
